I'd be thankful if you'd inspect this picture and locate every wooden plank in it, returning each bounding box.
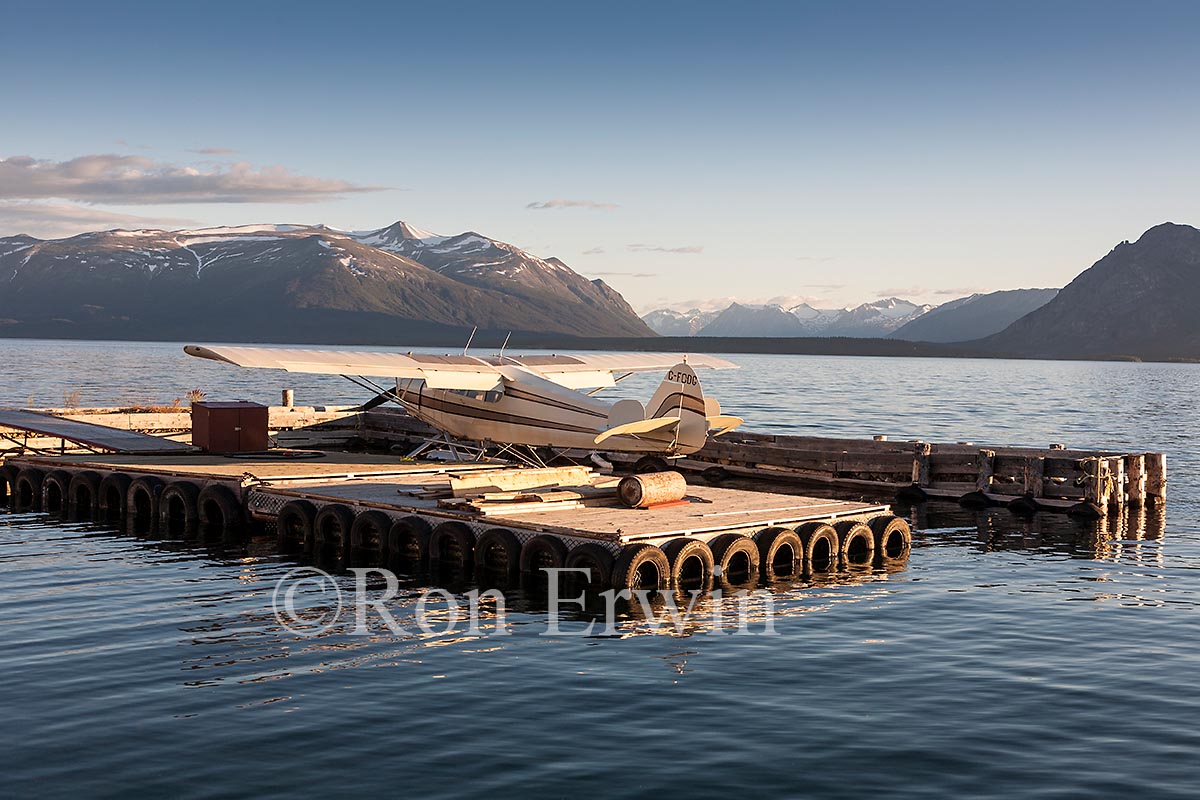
[1023,456,1045,498]
[1126,454,1146,506]
[912,442,932,486]
[448,466,594,496]
[977,449,996,492]
[1145,452,1166,502]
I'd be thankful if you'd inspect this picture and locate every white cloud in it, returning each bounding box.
[189,147,238,155]
[526,199,618,210]
[0,154,383,204]
[628,243,704,254]
[0,201,197,239]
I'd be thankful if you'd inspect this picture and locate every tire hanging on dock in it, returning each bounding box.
[313,504,355,562]
[67,471,102,521]
[796,522,839,573]
[519,534,568,576]
[126,476,165,535]
[98,473,133,524]
[0,464,18,508]
[611,543,671,590]
[429,521,476,569]
[707,533,760,586]
[276,500,317,553]
[564,543,616,590]
[386,516,432,564]
[14,468,46,512]
[834,520,876,566]
[662,538,715,590]
[40,470,72,516]
[349,510,392,561]
[158,482,201,538]
[474,528,522,575]
[869,515,912,562]
[197,484,245,541]
[755,527,803,581]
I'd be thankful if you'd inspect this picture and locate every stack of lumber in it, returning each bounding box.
[426,465,620,516]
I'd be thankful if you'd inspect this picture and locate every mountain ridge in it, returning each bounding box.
[0,221,653,341]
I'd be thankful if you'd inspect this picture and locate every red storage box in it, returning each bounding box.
[191,401,269,453]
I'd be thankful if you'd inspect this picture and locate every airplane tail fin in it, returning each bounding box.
[644,363,710,454]
[593,362,741,454]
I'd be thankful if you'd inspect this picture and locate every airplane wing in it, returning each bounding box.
[184,345,504,391]
[185,346,739,392]
[493,352,739,389]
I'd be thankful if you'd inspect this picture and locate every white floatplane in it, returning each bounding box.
[184,345,743,464]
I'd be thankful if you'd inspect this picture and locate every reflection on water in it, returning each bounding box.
[3,339,1200,798]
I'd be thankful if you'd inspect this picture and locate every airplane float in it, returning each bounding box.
[184,345,743,467]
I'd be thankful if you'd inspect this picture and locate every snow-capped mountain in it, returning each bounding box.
[642,297,933,337]
[0,221,652,341]
[641,307,722,336]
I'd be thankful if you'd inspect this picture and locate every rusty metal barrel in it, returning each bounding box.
[618,471,687,508]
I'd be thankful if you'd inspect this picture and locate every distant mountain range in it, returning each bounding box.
[0,221,652,342]
[645,297,949,338]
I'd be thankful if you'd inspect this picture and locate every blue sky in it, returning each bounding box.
[2,0,1198,312]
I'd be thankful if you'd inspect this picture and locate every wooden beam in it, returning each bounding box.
[976,449,996,492]
[1145,452,1167,503]
[1023,456,1045,498]
[1126,454,1146,506]
[912,442,931,487]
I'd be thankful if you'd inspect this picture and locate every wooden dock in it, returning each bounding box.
[0,450,904,590]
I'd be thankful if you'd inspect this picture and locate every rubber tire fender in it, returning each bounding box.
[564,543,616,589]
[869,515,912,561]
[797,522,839,573]
[67,470,102,520]
[519,534,569,575]
[14,467,47,512]
[41,470,73,516]
[755,526,804,580]
[611,543,672,590]
[707,533,760,585]
[474,527,522,574]
[834,519,876,566]
[126,476,166,534]
[662,537,715,590]
[633,455,671,474]
[275,499,317,552]
[98,472,133,523]
[197,484,245,541]
[0,464,18,508]
[428,521,476,567]
[350,510,392,558]
[313,503,355,560]
[158,481,201,538]
[386,515,433,563]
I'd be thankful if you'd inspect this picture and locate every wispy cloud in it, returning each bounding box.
[877,286,980,299]
[590,270,657,278]
[0,200,197,239]
[116,138,151,150]
[526,199,617,211]
[796,255,835,263]
[628,243,704,254]
[582,246,605,255]
[0,154,384,204]
[934,286,981,296]
[189,147,238,155]
[799,283,845,290]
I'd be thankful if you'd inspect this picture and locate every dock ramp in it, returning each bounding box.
[0,409,197,455]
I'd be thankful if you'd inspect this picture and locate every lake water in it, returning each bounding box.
[2,338,1199,799]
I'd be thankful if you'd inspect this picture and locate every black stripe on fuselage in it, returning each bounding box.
[411,392,601,435]
[503,385,608,419]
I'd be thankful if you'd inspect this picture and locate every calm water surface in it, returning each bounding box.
[2,338,1199,799]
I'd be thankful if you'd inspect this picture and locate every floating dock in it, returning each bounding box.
[0,449,905,590]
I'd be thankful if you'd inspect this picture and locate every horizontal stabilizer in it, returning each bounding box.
[707,415,744,437]
[594,416,680,445]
